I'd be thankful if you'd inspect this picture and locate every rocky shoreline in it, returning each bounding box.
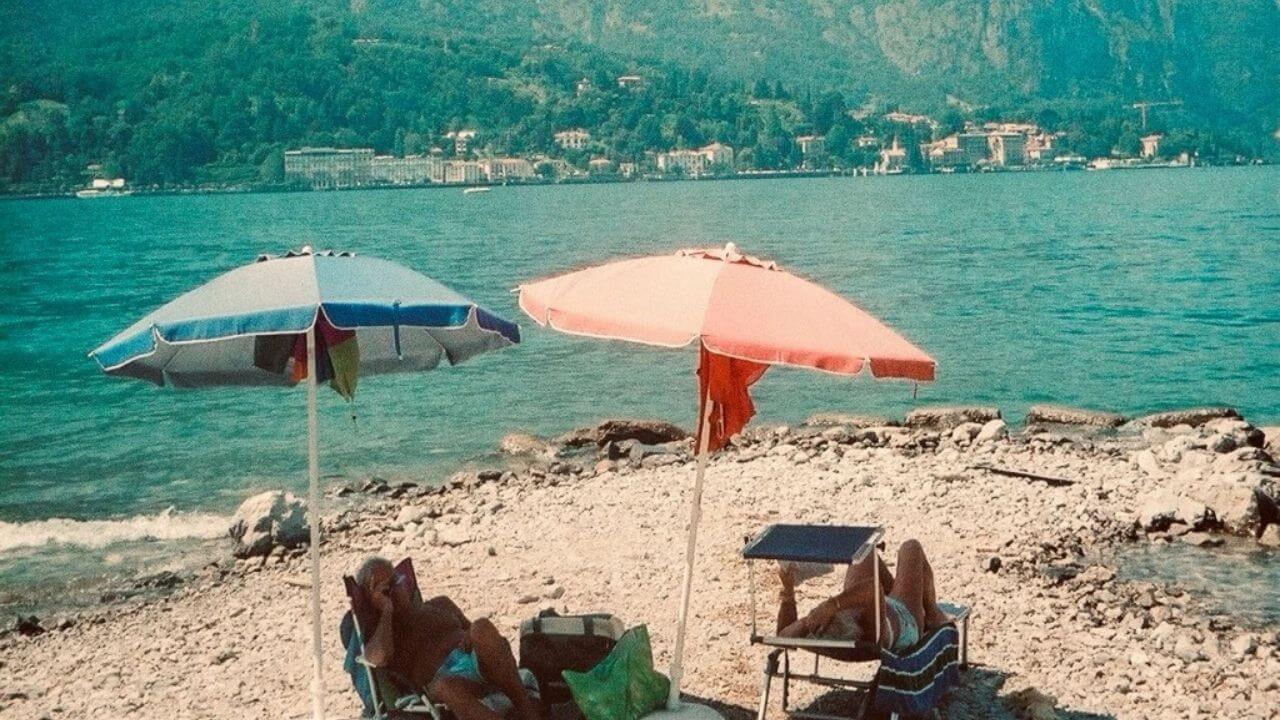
[2,405,1278,720]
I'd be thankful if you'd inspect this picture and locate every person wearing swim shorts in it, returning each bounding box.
[776,539,949,653]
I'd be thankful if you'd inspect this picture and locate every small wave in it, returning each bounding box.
[0,508,229,552]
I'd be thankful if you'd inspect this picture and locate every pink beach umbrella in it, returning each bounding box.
[518,243,935,717]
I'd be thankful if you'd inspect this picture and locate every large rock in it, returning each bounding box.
[950,422,983,444]
[802,413,897,428]
[1024,404,1126,427]
[497,432,550,456]
[1132,407,1241,429]
[228,491,309,558]
[1137,492,1214,532]
[904,406,1001,431]
[975,419,1009,443]
[1260,426,1280,458]
[1134,450,1165,477]
[556,419,689,448]
[1195,474,1274,533]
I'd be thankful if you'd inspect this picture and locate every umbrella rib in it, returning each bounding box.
[420,325,456,366]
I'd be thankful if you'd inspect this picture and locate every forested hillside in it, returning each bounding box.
[1,0,1275,191]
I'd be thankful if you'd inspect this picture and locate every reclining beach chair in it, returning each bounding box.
[341,559,540,720]
[743,525,970,720]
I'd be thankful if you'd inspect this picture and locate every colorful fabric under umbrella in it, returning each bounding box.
[518,243,934,714]
[90,247,520,720]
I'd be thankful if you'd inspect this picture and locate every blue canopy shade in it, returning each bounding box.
[89,249,520,387]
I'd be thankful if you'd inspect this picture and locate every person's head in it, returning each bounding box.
[356,556,400,609]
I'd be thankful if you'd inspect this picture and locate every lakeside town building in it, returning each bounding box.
[1141,133,1163,159]
[285,146,542,188]
[588,157,614,174]
[796,135,826,166]
[369,155,443,185]
[482,157,535,182]
[554,129,591,150]
[444,160,484,184]
[657,150,707,176]
[445,129,477,155]
[656,142,735,177]
[700,142,735,168]
[283,147,375,189]
[875,138,907,174]
[988,132,1027,167]
[921,123,1056,170]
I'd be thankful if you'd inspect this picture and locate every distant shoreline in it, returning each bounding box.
[2,161,1272,202]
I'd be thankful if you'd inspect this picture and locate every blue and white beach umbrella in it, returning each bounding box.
[90,247,520,720]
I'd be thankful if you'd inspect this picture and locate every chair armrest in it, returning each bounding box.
[936,602,970,623]
[755,635,874,651]
[393,695,436,712]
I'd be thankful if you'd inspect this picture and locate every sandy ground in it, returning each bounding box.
[2,420,1278,720]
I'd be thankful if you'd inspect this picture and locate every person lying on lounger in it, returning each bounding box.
[356,556,542,720]
[776,539,949,653]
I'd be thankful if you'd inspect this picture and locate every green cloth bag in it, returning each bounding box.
[562,625,671,720]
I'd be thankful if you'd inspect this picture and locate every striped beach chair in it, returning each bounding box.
[744,525,971,720]
[870,606,968,719]
[341,559,540,720]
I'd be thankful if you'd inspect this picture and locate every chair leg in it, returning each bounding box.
[780,651,791,715]
[959,616,970,670]
[757,651,779,720]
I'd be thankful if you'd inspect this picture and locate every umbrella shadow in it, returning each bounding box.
[547,695,754,720]
[782,665,1116,720]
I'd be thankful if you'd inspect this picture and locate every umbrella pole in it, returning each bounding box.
[307,326,325,720]
[666,389,713,710]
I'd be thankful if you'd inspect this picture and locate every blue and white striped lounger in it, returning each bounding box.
[872,620,963,718]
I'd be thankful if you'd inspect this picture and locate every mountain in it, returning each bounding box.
[1,0,1276,190]
[424,0,1278,132]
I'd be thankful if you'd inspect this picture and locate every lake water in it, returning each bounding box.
[1116,540,1280,628]
[1,167,1278,614]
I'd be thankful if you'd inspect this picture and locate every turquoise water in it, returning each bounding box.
[1,168,1278,610]
[1116,541,1280,628]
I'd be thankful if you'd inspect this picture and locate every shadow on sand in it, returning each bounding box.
[772,666,1117,720]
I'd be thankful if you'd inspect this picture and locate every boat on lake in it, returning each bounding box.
[463,186,491,194]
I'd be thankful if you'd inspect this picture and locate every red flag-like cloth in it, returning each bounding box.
[696,343,769,453]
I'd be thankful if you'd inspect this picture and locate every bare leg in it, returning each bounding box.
[918,551,949,629]
[886,539,937,631]
[470,618,541,720]
[842,552,893,594]
[428,677,505,720]
[777,565,799,634]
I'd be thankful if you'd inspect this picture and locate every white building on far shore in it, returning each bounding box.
[482,157,535,182]
[657,142,735,177]
[284,147,374,189]
[369,155,440,185]
[444,160,484,184]
[554,129,591,150]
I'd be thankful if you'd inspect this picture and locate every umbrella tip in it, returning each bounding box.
[723,242,738,257]
[301,245,314,255]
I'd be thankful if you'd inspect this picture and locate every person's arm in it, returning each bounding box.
[363,597,396,667]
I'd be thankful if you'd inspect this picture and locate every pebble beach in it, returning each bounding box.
[2,406,1279,720]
